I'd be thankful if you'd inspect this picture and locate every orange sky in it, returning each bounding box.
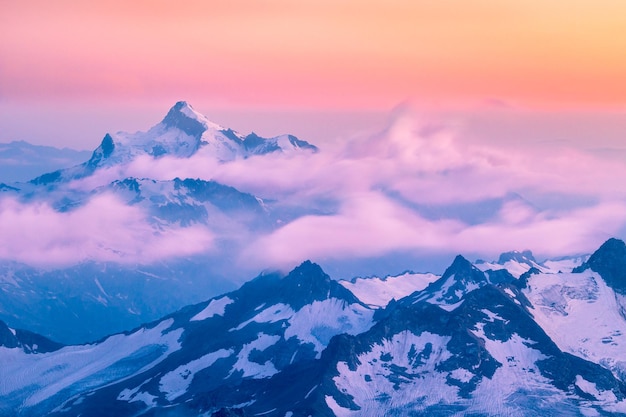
[2,0,626,112]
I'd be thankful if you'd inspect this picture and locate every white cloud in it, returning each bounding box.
[0,194,214,267]
[6,109,626,270]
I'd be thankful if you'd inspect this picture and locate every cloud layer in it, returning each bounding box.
[0,194,214,267]
[3,110,626,271]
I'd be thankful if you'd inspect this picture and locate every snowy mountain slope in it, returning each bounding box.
[524,269,626,382]
[0,319,183,417]
[339,271,440,308]
[0,261,373,416]
[319,284,626,416]
[5,245,626,416]
[0,102,322,345]
[475,250,546,278]
[574,237,626,294]
[105,177,271,230]
[522,238,626,382]
[28,101,317,186]
[476,250,587,278]
[409,254,516,308]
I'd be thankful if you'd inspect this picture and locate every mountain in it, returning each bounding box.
[0,261,374,416]
[0,320,62,354]
[476,249,588,279]
[574,237,626,294]
[339,270,440,308]
[4,241,626,416]
[0,102,320,344]
[0,257,241,344]
[0,141,91,183]
[28,101,318,185]
[410,255,515,307]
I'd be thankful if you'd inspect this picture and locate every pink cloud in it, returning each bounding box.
[240,193,626,268]
[0,194,214,267]
[12,109,626,270]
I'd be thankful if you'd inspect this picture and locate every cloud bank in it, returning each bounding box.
[0,194,214,267]
[4,110,626,271]
[103,110,626,266]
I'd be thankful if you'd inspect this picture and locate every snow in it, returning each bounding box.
[8,327,16,336]
[524,271,626,379]
[467,325,570,415]
[449,368,473,383]
[94,277,108,297]
[503,287,516,299]
[574,375,626,413]
[191,296,234,321]
[476,260,535,278]
[159,348,233,401]
[284,298,374,356]
[421,276,479,307]
[332,331,458,415]
[177,102,224,131]
[233,303,295,331]
[542,256,587,273]
[229,333,280,379]
[118,384,157,407]
[231,299,372,358]
[477,256,586,277]
[339,272,439,307]
[325,395,352,417]
[0,319,182,408]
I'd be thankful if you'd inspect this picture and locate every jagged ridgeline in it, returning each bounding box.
[0,102,319,345]
[3,239,626,416]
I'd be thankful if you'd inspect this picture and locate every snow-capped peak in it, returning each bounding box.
[27,102,318,185]
[161,101,224,134]
[574,237,626,294]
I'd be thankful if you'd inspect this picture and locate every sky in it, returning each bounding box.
[1,0,625,149]
[0,1,626,276]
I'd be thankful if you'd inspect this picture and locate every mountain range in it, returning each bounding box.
[3,102,626,416]
[2,238,626,416]
[0,102,320,344]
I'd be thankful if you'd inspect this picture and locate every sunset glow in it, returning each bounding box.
[2,0,625,111]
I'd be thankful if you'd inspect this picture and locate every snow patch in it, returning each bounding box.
[233,304,295,331]
[191,296,234,321]
[229,333,280,379]
[0,319,182,408]
[284,298,374,355]
[524,271,626,379]
[340,272,439,307]
[333,331,458,415]
[325,395,352,417]
[159,348,233,401]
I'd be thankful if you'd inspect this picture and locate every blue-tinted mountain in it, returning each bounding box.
[0,319,62,354]
[28,101,317,185]
[574,237,626,294]
[0,261,373,416]
[0,140,91,183]
[4,252,626,416]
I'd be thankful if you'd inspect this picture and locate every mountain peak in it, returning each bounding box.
[441,254,489,286]
[574,238,626,294]
[161,101,210,138]
[498,250,536,265]
[445,255,474,275]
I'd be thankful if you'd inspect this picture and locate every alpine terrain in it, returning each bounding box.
[0,102,320,344]
[2,239,626,416]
